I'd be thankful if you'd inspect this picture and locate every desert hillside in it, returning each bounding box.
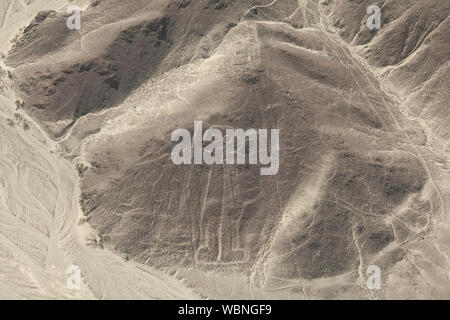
[0,0,449,299]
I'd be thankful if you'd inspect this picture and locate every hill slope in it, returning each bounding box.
[3,0,450,299]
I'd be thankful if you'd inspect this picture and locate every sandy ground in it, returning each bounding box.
[0,0,199,299]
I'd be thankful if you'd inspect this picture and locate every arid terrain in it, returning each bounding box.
[0,0,449,299]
